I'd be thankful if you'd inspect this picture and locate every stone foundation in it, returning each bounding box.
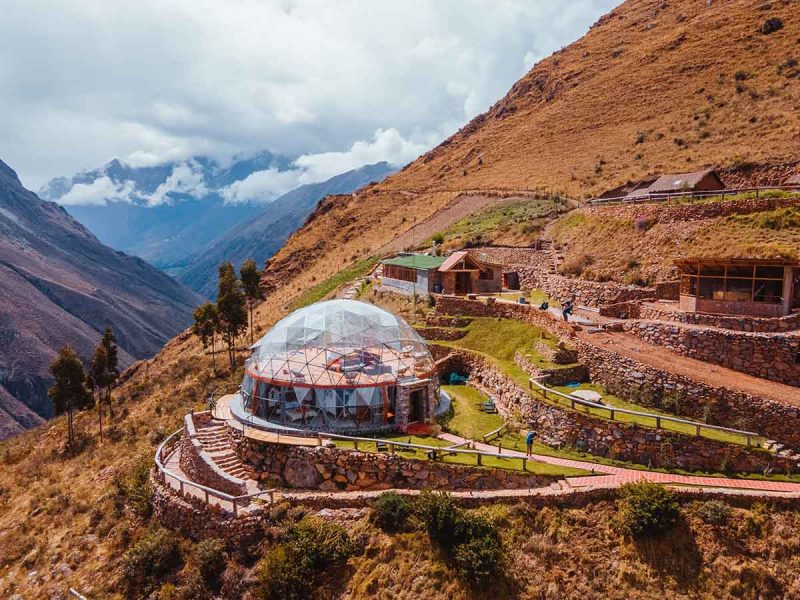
[179,414,247,497]
[233,432,555,491]
[640,304,800,333]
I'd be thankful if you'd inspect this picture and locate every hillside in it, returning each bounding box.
[178,162,395,298]
[3,0,800,597]
[0,158,203,438]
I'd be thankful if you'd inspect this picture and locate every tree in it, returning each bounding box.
[193,302,221,373]
[89,343,110,442]
[100,326,120,415]
[48,345,92,450]
[216,262,248,370]
[239,258,264,345]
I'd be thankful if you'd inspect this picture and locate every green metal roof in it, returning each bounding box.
[381,254,446,269]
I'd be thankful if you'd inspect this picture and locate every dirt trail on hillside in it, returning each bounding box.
[581,330,800,407]
[377,193,529,254]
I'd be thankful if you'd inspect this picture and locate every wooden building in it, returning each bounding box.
[380,251,503,297]
[676,258,799,318]
[627,168,724,199]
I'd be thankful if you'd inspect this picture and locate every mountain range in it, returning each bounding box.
[179,161,395,298]
[0,158,203,439]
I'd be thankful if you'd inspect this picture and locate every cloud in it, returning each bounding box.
[58,176,135,206]
[148,161,208,205]
[222,127,425,203]
[0,1,617,189]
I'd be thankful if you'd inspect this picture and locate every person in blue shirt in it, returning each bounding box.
[525,430,537,456]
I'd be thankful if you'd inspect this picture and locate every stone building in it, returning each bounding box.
[233,299,440,433]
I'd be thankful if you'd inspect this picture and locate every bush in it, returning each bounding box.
[114,453,153,519]
[418,491,465,547]
[617,482,679,538]
[195,538,227,587]
[696,500,732,525]
[370,492,413,533]
[453,524,504,588]
[256,517,356,600]
[122,528,183,594]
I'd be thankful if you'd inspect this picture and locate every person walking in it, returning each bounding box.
[525,430,537,456]
[561,298,574,322]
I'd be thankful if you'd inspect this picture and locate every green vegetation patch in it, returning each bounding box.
[289,256,377,310]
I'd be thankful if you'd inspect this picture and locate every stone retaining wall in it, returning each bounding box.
[576,340,800,449]
[622,322,800,387]
[424,315,473,328]
[232,432,554,492]
[513,351,588,385]
[585,195,800,224]
[640,304,800,333]
[151,473,266,546]
[180,414,247,497]
[599,300,643,319]
[415,326,467,341]
[439,348,794,473]
[435,295,576,340]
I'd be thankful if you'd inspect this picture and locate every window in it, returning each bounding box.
[680,263,787,304]
[383,264,417,283]
[753,279,783,304]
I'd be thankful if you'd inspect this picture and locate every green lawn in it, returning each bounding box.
[497,290,561,308]
[443,385,503,441]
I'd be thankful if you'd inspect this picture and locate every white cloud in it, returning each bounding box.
[222,169,304,204]
[0,1,617,189]
[58,176,135,206]
[148,161,208,205]
[223,127,426,203]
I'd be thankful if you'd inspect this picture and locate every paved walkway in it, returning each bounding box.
[439,432,800,494]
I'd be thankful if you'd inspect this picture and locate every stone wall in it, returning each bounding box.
[513,351,588,385]
[599,300,642,319]
[424,315,473,328]
[179,414,247,497]
[440,348,794,473]
[654,281,680,301]
[415,326,467,341]
[622,322,800,387]
[585,195,800,224]
[435,295,577,340]
[576,340,800,449]
[232,433,554,492]
[151,473,267,546]
[640,303,800,333]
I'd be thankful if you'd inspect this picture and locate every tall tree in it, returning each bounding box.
[89,343,110,442]
[239,258,264,344]
[216,262,248,370]
[48,345,92,450]
[193,302,220,373]
[100,327,120,416]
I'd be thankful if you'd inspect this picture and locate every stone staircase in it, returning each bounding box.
[537,238,562,274]
[195,423,250,480]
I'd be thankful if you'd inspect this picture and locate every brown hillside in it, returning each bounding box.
[263,0,800,305]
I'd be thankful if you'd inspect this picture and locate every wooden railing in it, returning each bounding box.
[482,423,509,443]
[587,186,799,207]
[528,376,761,448]
[154,428,277,517]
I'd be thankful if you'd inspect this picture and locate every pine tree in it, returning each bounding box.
[100,326,120,416]
[239,258,264,345]
[48,345,92,450]
[89,343,110,442]
[193,302,220,373]
[216,262,248,370]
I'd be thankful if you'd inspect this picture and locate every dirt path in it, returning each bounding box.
[378,193,530,254]
[580,329,800,406]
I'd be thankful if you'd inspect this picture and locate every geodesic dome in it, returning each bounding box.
[245,299,434,388]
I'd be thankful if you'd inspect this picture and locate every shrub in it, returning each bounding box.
[431,232,445,245]
[417,490,465,547]
[696,500,732,525]
[195,538,227,587]
[617,482,679,538]
[256,517,356,600]
[114,453,153,519]
[453,523,504,588]
[122,528,183,594]
[370,492,413,533]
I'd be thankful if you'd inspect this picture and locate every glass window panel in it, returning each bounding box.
[725,278,753,302]
[698,277,725,300]
[754,279,783,304]
[680,275,697,296]
[755,266,785,279]
[726,265,754,278]
[699,264,725,276]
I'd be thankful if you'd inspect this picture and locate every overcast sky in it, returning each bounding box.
[1,0,616,190]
